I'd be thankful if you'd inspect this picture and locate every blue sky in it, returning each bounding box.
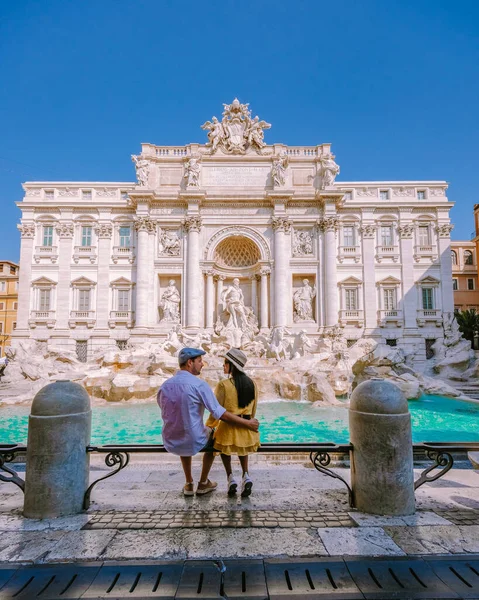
[1,0,478,263]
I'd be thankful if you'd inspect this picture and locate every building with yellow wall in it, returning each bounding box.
[451,241,479,312]
[0,261,19,357]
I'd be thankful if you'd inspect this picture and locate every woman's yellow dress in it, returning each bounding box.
[205,378,260,456]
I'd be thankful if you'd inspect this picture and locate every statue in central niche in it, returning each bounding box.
[222,278,247,329]
[215,278,259,347]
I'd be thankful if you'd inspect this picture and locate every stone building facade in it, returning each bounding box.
[0,261,19,357]
[13,100,454,362]
[451,240,479,311]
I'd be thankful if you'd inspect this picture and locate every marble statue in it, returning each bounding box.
[443,311,463,347]
[162,324,184,355]
[158,229,180,256]
[159,280,181,323]
[271,154,288,187]
[201,98,271,154]
[319,153,340,188]
[201,116,225,153]
[292,230,313,256]
[293,279,316,322]
[221,278,247,330]
[246,116,271,150]
[131,155,150,187]
[184,158,201,187]
[268,326,291,361]
[291,329,314,359]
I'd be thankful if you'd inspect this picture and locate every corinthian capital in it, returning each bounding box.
[397,224,414,239]
[359,224,377,239]
[317,217,339,233]
[436,223,454,238]
[271,216,291,233]
[134,216,157,233]
[94,222,113,238]
[55,221,74,238]
[17,223,35,238]
[183,216,202,233]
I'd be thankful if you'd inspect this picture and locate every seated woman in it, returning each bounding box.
[206,348,260,496]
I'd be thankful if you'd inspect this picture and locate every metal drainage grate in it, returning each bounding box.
[426,556,479,598]
[264,558,361,598]
[0,564,101,599]
[345,557,454,599]
[175,560,268,599]
[81,561,183,598]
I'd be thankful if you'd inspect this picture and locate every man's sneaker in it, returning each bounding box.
[227,474,238,496]
[196,479,218,495]
[241,473,253,497]
[183,482,194,497]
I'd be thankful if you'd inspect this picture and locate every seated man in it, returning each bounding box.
[157,347,259,496]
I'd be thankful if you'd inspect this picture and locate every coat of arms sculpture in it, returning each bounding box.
[201,98,271,155]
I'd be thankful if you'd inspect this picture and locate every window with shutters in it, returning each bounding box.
[78,290,90,311]
[343,226,354,247]
[422,288,434,310]
[39,289,51,311]
[418,225,430,246]
[119,226,131,248]
[81,226,92,247]
[118,289,130,311]
[43,226,53,247]
[345,289,357,311]
[383,289,396,310]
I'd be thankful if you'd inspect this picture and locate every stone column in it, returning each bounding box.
[205,270,215,330]
[250,274,258,316]
[398,224,417,329]
[134,216,154,329]
[437,224,455,313]
[148,225,157,326]
[16,223,36,331]
[260,268,270,330]
[184,216,202,328]
[215,275,225,325]
[93,222,113,330]
[318,217,339,328]
[54,222,74,330]
[360,224,377,333]
[272,217,291,327]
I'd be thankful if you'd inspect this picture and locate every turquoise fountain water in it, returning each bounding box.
[1,395,478,444]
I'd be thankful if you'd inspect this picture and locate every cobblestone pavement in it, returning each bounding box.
[84,509,356,529]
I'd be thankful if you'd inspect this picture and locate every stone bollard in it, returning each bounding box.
[24,380,91,518]
[349,378,415,516]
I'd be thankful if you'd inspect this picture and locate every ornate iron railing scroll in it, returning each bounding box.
[309,445,354,507]
[413,442,476,490]
[83,450,130,509]
[0,445,26,492]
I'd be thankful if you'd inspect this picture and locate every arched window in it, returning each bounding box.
[464,250,474,265]
[451,250,457,265]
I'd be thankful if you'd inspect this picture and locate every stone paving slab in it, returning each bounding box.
[384,524,479,555]
[101,528,329,560]
[349,510,453,527]
[317,526,406,557]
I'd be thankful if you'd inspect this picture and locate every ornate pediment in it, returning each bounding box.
[32,276,57,286]
[338,276,363,285]
[377,276,401,286]
[416,275,440,285]
[70,276,97,287]
[201,98,271,155]
[110,277,134,287]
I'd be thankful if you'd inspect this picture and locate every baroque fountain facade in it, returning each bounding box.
[4,99,476,405]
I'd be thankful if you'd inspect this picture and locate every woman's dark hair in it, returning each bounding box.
[225,360,255,408]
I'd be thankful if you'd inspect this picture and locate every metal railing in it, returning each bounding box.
[3,442,478,511]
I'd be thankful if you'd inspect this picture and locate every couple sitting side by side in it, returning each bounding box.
[157,347,260,497]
